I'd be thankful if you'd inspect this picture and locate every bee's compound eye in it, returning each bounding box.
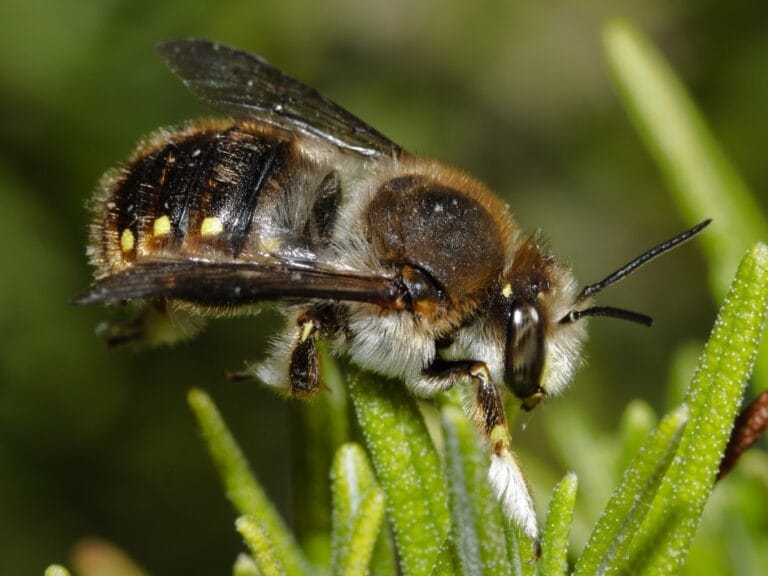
[505,303,545,408]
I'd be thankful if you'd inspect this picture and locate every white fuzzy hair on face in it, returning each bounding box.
[539,274,588,398]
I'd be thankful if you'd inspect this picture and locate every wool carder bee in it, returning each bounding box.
[75,39,709,543]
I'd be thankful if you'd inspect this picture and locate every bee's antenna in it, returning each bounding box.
[560,306,652,326]
[574,219,711,304]
[560,219,711,326]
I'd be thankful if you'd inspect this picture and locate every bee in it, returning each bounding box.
[75,39,709,543]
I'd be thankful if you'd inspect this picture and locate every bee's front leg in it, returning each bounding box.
[412,358,478,396]
[423,359,539,549]
[96,300,205,348]
[470,365,539,548]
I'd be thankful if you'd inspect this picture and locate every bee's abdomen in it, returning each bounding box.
[93,121,295,274]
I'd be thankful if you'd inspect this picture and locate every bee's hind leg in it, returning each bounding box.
[231,307,335,398]
[97,300,205,348]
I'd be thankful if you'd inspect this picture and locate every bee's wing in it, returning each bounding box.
[156,39,402,159]
[72,260,404,308]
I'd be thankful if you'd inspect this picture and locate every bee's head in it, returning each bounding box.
[498,237,585,411]
[501,219,710,411]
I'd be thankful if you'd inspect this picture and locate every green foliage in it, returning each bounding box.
[540,473,578,576]
[187,389,309,576]
[348,369,450,575]
[574,406,688,575]
[330,444,386,576]
[624,244,768,574]
[233,554,261,576]
[236,515,290,575]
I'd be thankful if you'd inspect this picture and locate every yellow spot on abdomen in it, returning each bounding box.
[120,229,135,253]
[501,283,512,299]
[258,237,282,253]
[153,215,171,237]
[200,216,224,237]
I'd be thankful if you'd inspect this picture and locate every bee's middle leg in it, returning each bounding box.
[284,309,328,397]
[231,306,336,398]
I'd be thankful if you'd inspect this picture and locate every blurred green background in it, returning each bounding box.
[1,0,766,574]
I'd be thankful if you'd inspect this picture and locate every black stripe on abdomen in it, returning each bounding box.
[184,127,291,257]
[165,129,231,240]
[229,139,290,256]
